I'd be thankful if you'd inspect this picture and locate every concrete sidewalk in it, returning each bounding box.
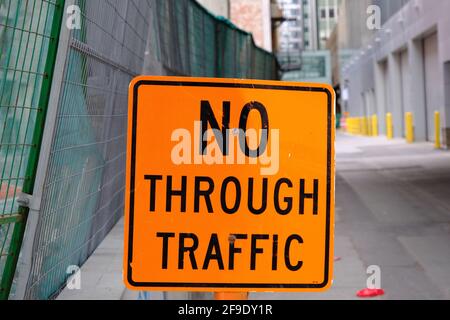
[57,218,130,300]
[336,133,450,299]
[57,219,194,300]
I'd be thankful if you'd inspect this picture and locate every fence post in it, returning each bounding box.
[11,0,69,300]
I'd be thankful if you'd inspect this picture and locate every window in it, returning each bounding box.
[329,8,335,18]
[320,9,326,19]
[288,20,300,27]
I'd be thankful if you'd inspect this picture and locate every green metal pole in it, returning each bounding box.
[0,0,65,300]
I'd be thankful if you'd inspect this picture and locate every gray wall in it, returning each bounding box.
[372,0,410,25]
[343,0,450,146]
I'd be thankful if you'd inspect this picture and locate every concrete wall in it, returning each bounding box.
[342,0,450,146]
[372,0,410,25]
[328,0,373,86]
[338,0,373,50]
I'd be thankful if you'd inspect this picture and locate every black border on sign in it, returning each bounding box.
[127,80,333,289]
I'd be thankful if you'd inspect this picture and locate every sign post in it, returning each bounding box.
[124,76,335,294]
[214,292,248,300]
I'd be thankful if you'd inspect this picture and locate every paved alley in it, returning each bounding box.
[252,132,450,299]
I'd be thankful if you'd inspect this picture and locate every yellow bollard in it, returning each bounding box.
[366,117,372,136]
[405,112,414,143]
[386,113,393,140]
[347,118,353,134]
[352,118,357,135]
[372,114,378,137]
[366,117,370,136]
[435,111,441,149]
[361,117,367,136]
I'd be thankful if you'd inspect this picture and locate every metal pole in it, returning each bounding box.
[214,292,249,300]
[12,0,70,300]
[0,0,66,300]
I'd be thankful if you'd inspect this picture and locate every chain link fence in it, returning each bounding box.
[1,0,279,299]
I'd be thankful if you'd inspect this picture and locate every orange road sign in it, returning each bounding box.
[124,76,335,292]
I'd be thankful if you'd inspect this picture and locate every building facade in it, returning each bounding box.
[372,0,410,25]
[230,0,273,52]
[343,0,450,147]
[276,0,334,83]
[315,0,339,50]
[300,0,317,50]
[282,50,331,83]
[327,0,373,86]
[302,0,339,51]
[276,0,303,54]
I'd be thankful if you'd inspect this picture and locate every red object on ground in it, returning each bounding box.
[356,288,385,298]
[334,256,342,262]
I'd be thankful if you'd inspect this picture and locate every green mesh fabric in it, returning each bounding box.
[154,0,278,79]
